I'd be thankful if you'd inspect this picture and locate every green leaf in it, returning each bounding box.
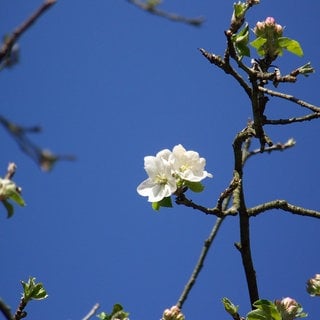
[9,190,25,206]
[2,200,14,218]
[236,42,251,58]
[112,304,124,314]
[297,62,315,76]
[97,312,110,320]
[278,37,303,57]
[250,37,267,56]
[21,277,48,302]
[222,297,239,316]
[233,2,247,19]
[152,201,160,211]
[152,197,173,211]
[247,300,281,320]
[185,181,204,193]
[98,304,129,320]
[247,309,270,320]
[232,23,251,57]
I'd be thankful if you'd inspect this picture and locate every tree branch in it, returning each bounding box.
[82,303,100,320]
[243,138,296,163]
[233,128,259,306]
[0,299,12,320]
[248,200,320,219]
[265,113,320,125]
[176,216,225,309]
[258,86,320,113]
[127,0,204,26]
[175,176,240,217]
[0,115,75,171]
[0,0,56,63]
[199,48,252,99]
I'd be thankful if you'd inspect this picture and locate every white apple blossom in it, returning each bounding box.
[137,151,177,202]
[137,144,212,204]
[169,144,213,182]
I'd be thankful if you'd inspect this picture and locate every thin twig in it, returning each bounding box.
[258,86,320,113]
[199,48,252,98]
[175,193,218,216]
[4,162,17,180]
[176,216,225,309]
[13,298,27,320]
[0,115,75,171]
[243,138,296,163]
[248,200,320,219]
[265,113,320,125]
[0,0,56,62]
[127,0,204,26]
[82,303,100,320]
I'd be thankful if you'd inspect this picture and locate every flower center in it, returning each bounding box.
[155,174,168,185]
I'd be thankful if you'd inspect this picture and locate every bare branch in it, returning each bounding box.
[0,299,12,320]
[265,113,320,125]
[4,162,17,180]
[13,298,27,320]
[0,115,75,171]
[127,0,204,26]
[82,303,100,320]
[199,48,252,98]
[243,138,296,163]
[258,86,320,113]
[233,128,260,306]
[0,0,56,63]
[175,193,218,216]
[248,200,320,219]
[176,217,224,309]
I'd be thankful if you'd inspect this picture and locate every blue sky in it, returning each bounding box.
[0,1,319,319]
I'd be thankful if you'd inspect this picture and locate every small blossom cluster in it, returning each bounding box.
[275,297,307,320]
[137,144,212,203]
[253,17,283,38]
[306,274,320,296]
[162,306,185,320]
[253,17,283,59]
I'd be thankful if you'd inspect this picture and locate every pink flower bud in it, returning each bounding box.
[265,17,275,26]
[275,297,306,320]
[162,306,185,320]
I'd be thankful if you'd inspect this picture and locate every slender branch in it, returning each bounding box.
[233,128,259,306]
[0,299,12,320]
[265,113,320,125]
[248,200,320,219]
[0,115,75,171]
[243,138,296,163]
[13,298,27,320]
[0,0,56,62]
[4,162,17,180]
[175,193,217,215]
[176,216,225,309]
[175,176,240,217]
[199,48,252,99]
[82,303,100,320]
[258,86,320,113]
[127,0,204,26]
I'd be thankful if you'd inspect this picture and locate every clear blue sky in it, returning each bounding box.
[0,1,319,319]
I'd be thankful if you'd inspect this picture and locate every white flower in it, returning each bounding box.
[137,150,177,202]
[169,144,213,182]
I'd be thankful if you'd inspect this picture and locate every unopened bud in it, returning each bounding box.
[0,178,19,201]
[162,306,185,320]
[306,274,320,297]
[275,297,307,320]
[253,17,283,37]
